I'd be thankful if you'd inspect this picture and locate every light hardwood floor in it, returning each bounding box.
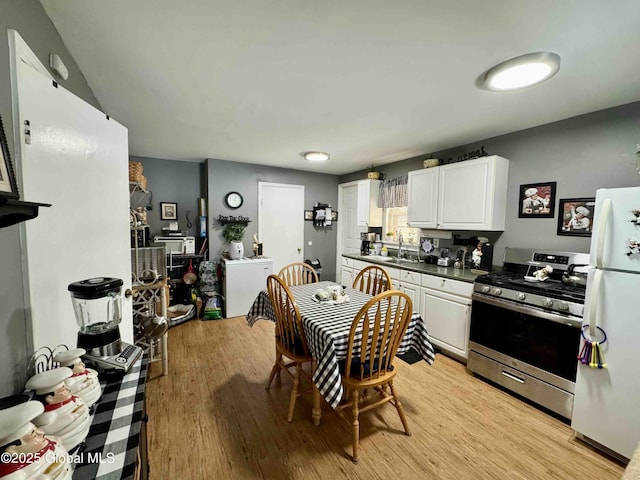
[146,317,624,480]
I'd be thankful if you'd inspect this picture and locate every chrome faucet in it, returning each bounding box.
[398,233,404,258]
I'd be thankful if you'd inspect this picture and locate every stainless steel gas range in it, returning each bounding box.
[467,248,589,419]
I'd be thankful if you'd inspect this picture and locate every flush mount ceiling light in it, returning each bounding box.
[483,52,560,91]
[303,151,330,162]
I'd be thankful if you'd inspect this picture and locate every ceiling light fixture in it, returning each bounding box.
[483,52,560,91]
[303,151,330,162]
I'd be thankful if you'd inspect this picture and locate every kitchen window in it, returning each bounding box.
[383,206,420,247]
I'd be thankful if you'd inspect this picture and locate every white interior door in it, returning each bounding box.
[12,33,132,350]
[258,182,304,274]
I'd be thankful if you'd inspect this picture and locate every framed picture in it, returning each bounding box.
[331,210,338,221]
[160,202,178,220]
[557,198,596,236]
[304,210,314,221]
[518,182,556,218]
[0,114,19,199]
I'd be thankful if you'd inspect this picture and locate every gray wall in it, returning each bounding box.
[0,0,101,396]
[132,156,204,240]
[340,101,640,264]
[207,159,340,280]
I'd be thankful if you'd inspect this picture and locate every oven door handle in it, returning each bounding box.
[471,293,582,328]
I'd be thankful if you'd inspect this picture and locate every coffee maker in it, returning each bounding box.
[69,277,142,375]
[361,232,376,255]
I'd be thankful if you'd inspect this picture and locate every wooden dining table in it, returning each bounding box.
[246,281,436,425]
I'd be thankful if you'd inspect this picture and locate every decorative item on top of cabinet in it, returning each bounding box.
[442,146,488,165]
[423,157,440,168]
[367,165,383,180]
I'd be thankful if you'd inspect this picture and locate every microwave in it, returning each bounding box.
[153,236,196,254]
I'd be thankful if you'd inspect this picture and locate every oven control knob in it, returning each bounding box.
[557,301,569,311]
[481,286,491,293]
[492,288,502,296]
[517,292,526,301]
[542,298,554,308]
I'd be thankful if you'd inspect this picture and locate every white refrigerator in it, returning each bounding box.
[572,186,640,460]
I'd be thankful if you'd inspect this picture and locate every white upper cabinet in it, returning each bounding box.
[355,179,383,226]
[407,168,439,228]
[408,155,509,231]
[337,179,382,278]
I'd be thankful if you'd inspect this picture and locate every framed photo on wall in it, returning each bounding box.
[518,182,556,218]
[160,202,178,220]
[0,114,19,199]
[557,198,596,236]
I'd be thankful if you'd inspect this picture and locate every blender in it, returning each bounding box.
[68,277,142,375]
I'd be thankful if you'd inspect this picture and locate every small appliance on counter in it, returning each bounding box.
[69,277,142,376]
[437,248,454,267]
[360,232,376,255]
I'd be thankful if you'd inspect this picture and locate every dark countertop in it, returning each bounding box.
[342,253,490,283]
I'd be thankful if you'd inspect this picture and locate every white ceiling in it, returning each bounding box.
[40,0,640,175]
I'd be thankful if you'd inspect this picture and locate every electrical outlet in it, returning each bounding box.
[433,239,440,248]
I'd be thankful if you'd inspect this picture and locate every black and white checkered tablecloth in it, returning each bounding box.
[246,281,435,409]
[73,354,148,480]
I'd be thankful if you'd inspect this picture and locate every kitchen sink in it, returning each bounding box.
[360,255,420,264]
[363,255,393,262]
[390,257,420,264]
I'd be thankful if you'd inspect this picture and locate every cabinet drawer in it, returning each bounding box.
[399,269,421,285]
[383,266,400,283]
[421,274,473,297]
[342,256,354,268]
[353,259,369,271]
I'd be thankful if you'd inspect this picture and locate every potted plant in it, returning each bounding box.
[223,223,246,260]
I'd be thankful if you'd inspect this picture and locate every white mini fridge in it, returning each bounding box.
[222,257,273,318]
[572,186,640,460]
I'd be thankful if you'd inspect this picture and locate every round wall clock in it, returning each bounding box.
[224,191,243,209]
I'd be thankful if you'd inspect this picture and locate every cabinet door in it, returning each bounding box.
[356,180,382,227]
[340,266,354,287]
[399,281,420,312]
[437,156,508,230]
[407,168,439,228]
[420,287,471,359]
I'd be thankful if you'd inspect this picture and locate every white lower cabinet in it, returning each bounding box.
[420,275,472,360]
[340,257,355,285]
[398,269,420,311]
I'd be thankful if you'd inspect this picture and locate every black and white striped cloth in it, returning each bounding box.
[246,281,436,409]
[73,354,148,480]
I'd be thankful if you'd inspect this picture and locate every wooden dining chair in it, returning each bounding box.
[352,265,392,296]
[265,274,314,422]
[278,262,318,286]
[335,290,413,463]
